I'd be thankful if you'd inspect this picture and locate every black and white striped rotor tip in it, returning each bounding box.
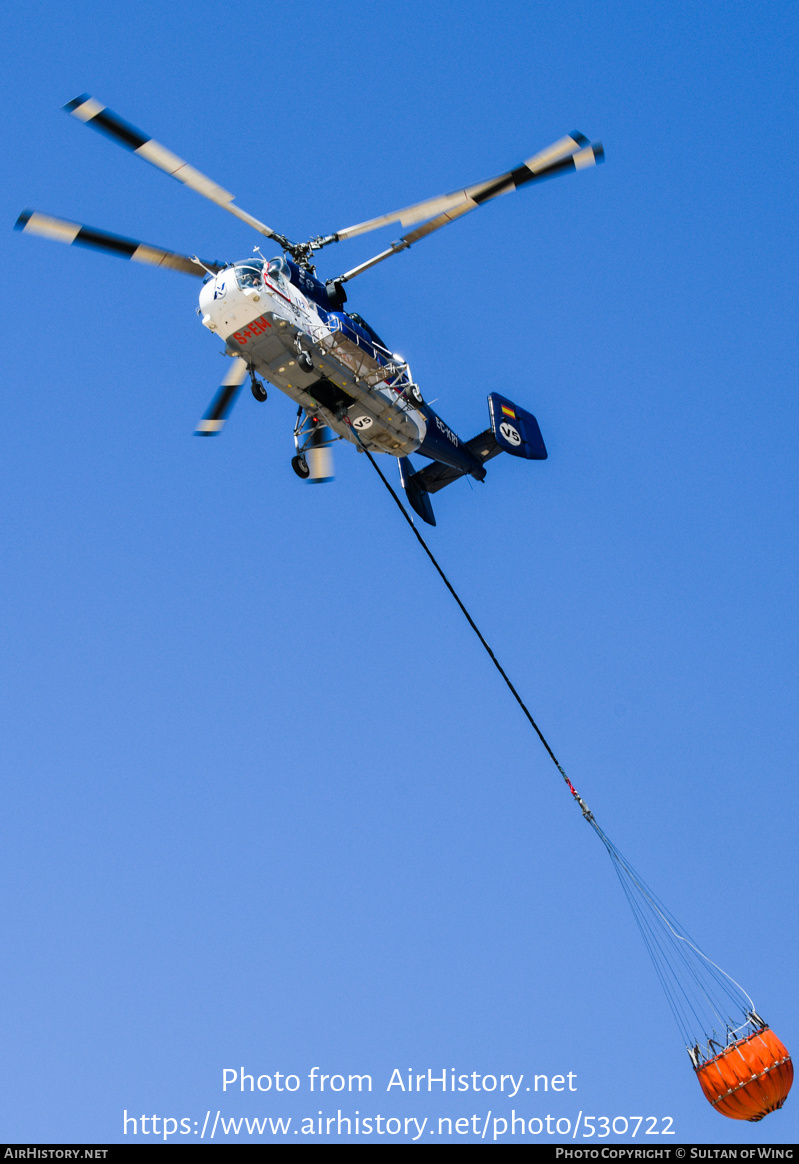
[63,94,150,152]
[63,94,277,238]
[195,358,249,435]
[335,130,604,246]
[334,130,605,282]
[486,134,605,202]
[14,210,223,277]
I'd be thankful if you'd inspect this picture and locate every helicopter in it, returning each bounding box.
[16,96,603,525]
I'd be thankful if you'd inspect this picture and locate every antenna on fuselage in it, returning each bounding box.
[191,255,219,277]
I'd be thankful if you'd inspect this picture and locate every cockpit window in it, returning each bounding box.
[233,259,264,289]
[266,256,291,283]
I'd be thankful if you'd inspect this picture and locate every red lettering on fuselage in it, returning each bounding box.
[233,314,273,345]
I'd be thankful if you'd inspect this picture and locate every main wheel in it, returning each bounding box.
[297,351,313,373]
[250,379,267,402]
[406,384,424,407]
[291,454,310,479]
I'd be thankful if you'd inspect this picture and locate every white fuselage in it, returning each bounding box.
[198,261,426,456]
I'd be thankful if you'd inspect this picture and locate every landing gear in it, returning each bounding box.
[249,368,267,401]
[294,335,313,374]
[405,383,424,408]
[292,406,336,483]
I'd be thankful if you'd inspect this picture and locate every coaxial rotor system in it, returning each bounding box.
[17,93,603,279]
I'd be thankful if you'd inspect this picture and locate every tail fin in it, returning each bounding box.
[398,426,502,525]
[487,393,547,459]
[398,394,546,523]
[398,457,436,525]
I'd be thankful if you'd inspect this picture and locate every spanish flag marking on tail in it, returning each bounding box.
[501,405,516,418]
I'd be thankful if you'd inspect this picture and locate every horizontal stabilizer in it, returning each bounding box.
[398,428,505,525]
[412,429,503,495]
[487,393,547,459]
[398,400,545,521]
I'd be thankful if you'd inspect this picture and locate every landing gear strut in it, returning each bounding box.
[294,335,313,374]
[249,368,267,401]
[292,406,336,482]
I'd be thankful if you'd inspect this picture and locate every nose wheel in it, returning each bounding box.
[249,369,267,401]
[291,454,310,479]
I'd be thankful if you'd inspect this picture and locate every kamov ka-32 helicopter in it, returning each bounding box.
[16,96,603,525]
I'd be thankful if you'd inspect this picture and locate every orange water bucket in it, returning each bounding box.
[695,1027,793,1121]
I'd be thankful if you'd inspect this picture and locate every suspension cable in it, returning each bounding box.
[356,438,757,1057]
[357,442,594,820]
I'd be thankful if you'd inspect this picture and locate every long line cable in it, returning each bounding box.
[357,439,757,1056]
[358,443,595,821]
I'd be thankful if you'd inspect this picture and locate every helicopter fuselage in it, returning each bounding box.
[197,255,488,478]
[18,98,598,508]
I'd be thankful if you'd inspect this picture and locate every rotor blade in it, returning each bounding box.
[64,94,280,240]
[334,132,596,242]
[195,358,249,435]
[14,210,223,277]
[338,139,603,283]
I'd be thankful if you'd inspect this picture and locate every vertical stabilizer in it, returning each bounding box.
[398,457,436,525]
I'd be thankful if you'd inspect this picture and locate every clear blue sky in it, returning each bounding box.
[3,0,797,1145]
